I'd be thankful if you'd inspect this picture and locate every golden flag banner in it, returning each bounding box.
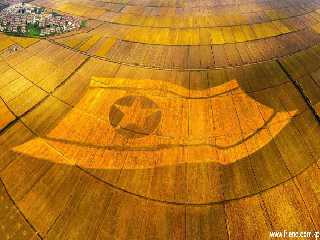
[13,76,298,169]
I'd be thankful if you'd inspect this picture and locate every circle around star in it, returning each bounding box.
[109,95,162,138]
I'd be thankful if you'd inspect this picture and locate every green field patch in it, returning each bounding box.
[27,23,41,37]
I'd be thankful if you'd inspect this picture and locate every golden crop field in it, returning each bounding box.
[1,0,320,239]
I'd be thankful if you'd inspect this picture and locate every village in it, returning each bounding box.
[0,2,82,37]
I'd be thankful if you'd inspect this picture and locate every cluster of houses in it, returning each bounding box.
[0,3,82,36]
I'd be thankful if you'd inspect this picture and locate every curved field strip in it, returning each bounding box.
[53,14,320,47]
[52,26,320,70]
[34,0,320,12]
[98,7,320,28]
[100,30,320,69]
[34,0,320,28]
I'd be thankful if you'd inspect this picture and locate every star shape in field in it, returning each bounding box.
[111,96,161,136]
